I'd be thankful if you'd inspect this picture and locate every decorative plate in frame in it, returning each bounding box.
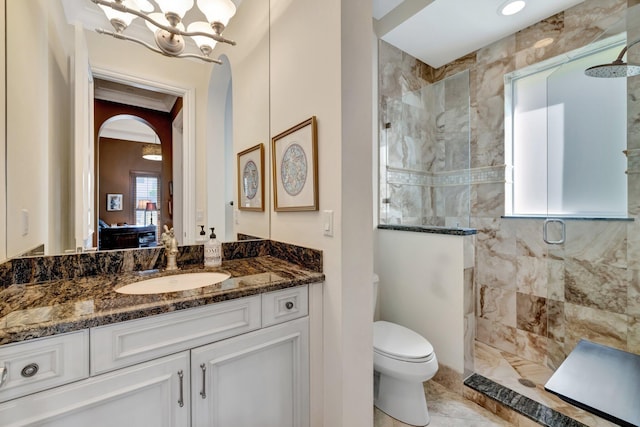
[271,116,318,211]
[237,143,265,211]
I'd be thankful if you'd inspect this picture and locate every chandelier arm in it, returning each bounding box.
[96,28,167,54]
[175,53,222,64]
[91,0,236,46]
[95,29,221,63]
[182,31,237,46]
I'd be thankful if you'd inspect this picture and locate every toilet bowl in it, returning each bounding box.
[373,275,438,426]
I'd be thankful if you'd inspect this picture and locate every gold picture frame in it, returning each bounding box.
[271,116,319,211]
[237,143,265,211]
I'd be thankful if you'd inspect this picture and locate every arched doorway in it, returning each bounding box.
[95,108,172,249]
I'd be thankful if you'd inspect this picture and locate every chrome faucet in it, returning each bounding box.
[161,225,179,271]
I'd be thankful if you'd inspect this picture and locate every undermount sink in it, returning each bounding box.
[115,272,231,295]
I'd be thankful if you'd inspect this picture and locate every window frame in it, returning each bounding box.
[504,33,628,218]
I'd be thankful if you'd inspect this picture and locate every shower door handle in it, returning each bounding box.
[543,219,565,245]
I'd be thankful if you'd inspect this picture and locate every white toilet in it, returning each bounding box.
[373,274,438,426]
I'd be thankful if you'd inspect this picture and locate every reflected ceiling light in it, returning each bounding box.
[499,0,526,16]
[585,40,640,78]
[533,37,554,49]
[142,143,162,161]
[91,0,236,64]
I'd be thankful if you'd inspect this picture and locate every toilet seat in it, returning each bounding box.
[374,321,434,363]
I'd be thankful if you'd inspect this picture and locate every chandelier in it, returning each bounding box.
[91,0,237,64]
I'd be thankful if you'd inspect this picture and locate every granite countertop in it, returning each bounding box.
[0,256,325,346]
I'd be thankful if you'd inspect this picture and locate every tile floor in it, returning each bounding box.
[373,380,512,427]
[374,340,624,427]
[473,341,618,427]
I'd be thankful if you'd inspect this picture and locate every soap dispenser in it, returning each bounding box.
[198,225,207,243]
[204,227,222,267]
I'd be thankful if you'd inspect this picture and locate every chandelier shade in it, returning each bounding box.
[155,0,193,18]
[142,143,162,161]
[197,0,236,26]
[91,0,237,63]
[187,21,217,53]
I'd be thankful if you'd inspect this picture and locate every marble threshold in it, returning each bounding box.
[466,341,620,427]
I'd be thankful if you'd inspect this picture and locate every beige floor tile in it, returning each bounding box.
[373,381,511,427]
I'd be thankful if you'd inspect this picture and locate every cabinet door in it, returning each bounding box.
[191,317,309,427]
[0,351,190,427]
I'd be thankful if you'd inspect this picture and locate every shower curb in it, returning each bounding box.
[463,374,587,427]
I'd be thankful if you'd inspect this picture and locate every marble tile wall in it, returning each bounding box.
[379,0,640,374]
[378,42,471,228]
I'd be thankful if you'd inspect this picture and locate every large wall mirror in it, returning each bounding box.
[5,0,270,259]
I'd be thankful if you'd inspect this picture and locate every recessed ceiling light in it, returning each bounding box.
[499,0,526,16]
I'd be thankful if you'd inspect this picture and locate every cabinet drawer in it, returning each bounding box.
[0,330,89,403]
[262,285,308,327]
[91,295,261,375]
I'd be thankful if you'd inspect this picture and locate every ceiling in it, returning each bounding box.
[94,78,178,113]
[373,0,586,68]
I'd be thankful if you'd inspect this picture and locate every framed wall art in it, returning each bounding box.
[237,143,265,211]
[271,116,318,211]
[106,193,123,211]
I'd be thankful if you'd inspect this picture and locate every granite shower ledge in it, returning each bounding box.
[0,256,325,346]
[464,374,587,427]
[377,224,477,235]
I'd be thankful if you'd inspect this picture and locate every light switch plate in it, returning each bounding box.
[323,210,333,237]
[21,209,29,236]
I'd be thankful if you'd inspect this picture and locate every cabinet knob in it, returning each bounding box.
[21,363,39,378]
[285,301,294,310]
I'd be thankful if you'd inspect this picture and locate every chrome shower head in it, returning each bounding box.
[585,41,640,78]
[585,59,640,78]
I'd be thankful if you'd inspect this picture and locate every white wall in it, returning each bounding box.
[212,0,271,240]
[270,0,374,425]
[375,229,466,373]
[0,0,5,261]
[6,0,73,257]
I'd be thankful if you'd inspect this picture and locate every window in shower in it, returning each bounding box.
[505,35,628,218]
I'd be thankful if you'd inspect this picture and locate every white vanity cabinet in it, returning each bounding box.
[0,284,311,427]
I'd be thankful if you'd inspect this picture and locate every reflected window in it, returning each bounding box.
[133,173,160,236]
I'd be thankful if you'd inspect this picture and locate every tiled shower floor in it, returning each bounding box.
[473,341,619,427]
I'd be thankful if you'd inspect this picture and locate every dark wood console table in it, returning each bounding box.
[99,225,157,250]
